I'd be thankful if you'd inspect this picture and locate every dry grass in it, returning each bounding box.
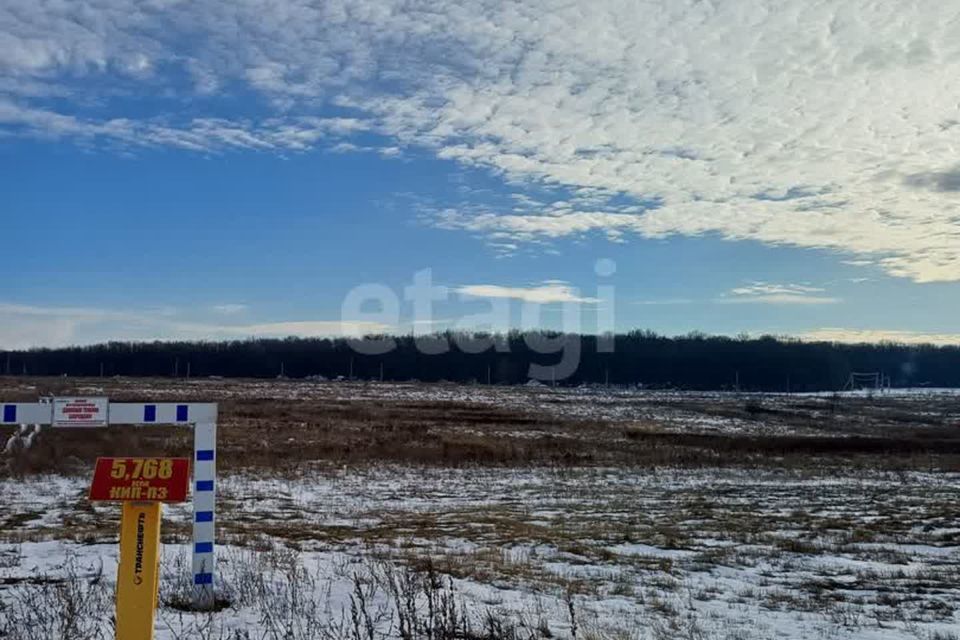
[3,377,960,475]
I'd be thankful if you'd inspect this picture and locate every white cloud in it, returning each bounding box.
[718,282,840,305]
[799,328,960,346]
[729,283,824,297]
[456,282,598,304]
[0,99,369,151]
[634,283,840,306]
[4,1,960,280]
[0,302,389,349]
[720,294,841,305]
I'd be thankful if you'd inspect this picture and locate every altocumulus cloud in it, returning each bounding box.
[3,1,960,281]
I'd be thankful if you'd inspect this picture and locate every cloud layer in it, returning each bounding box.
[800,328,960,346]
[456,282,598,304]
[720,282,840,305]
[3,302,957,349]
[0,303,388,350]
[4,1,960,280]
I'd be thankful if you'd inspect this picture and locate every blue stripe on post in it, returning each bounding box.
[176,404,189,422]
[2,405,15,423]
[196,449,215,461]
[195,511,214,523]
[196,480,214,492]
[194,541,214,554]
[143,405,156,422]
[194,572,213,585]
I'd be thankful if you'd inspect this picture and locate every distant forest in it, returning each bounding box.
[3,331,959,391]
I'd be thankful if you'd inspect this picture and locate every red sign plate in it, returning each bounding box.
[89,457,190,503]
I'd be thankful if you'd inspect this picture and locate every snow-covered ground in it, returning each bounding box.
[2,466,959,639]
[1,378,958,637]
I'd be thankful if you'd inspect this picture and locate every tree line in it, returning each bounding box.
[2,331,958,391]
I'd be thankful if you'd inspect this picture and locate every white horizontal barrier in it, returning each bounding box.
[1,399,218,609]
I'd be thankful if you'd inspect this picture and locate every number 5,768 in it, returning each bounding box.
[110,458,174,480]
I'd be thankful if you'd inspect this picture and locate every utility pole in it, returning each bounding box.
[735,370,740,392]
[605,366,609,388]
[487,364,492,385]
[379,361,384,382]
[349,357,354,380]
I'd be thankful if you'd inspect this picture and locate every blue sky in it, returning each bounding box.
[2,1,960,348]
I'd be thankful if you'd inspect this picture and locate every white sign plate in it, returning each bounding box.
[52,397,109,428]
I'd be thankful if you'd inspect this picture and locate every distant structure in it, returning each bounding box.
[843,372,890,393]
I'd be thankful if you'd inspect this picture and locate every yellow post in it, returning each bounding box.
[116,501,162,640]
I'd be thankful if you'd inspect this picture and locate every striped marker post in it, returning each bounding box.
[192,420,217,608]
[1,399,219,610]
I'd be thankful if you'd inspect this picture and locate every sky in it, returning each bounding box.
[2,0,960,349]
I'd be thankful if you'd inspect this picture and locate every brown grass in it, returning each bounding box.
[2,376,960,475]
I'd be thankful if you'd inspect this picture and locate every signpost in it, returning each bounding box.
[89,457,191,640]
[89,457,191,502]
[53,396,109,427]
[1,398,218,609]
[116,502,162,638]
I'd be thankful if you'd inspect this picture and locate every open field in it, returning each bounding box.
[1,377,959,638]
